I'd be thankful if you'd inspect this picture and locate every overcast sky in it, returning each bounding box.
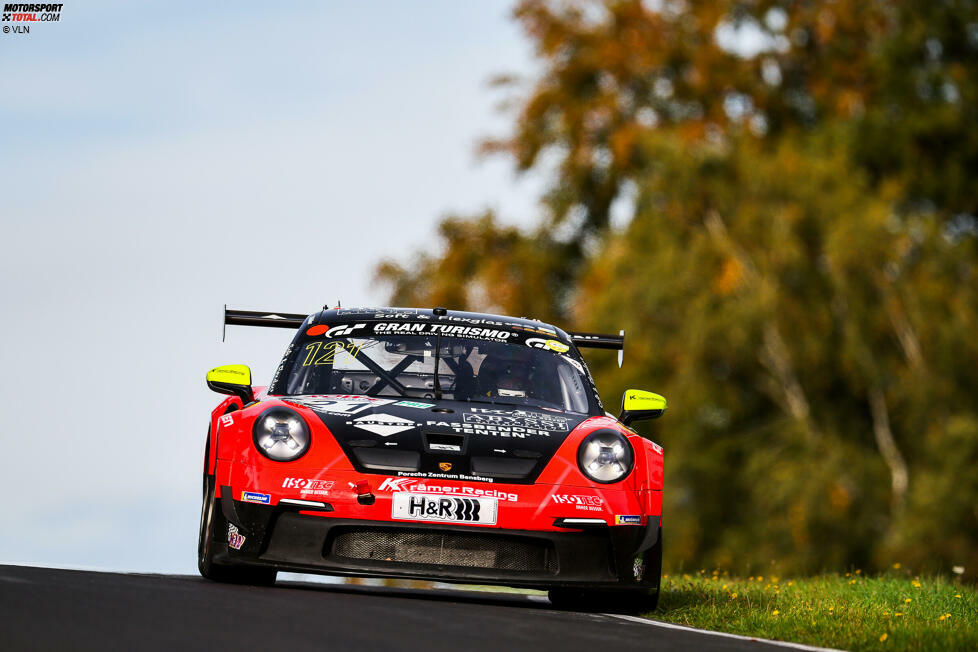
[0,1,544,573]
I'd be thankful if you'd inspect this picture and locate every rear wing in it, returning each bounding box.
[223,306,626,366]
[569,330,625,367]
[222,307,307,341]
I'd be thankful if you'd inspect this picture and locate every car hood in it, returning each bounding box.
[276,395,592,484]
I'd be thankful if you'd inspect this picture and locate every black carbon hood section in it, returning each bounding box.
[278,395,590,484]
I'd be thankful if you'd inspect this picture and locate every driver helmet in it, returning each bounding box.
[478,352,534,398]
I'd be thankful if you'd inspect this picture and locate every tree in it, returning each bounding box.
[375,0,978,576]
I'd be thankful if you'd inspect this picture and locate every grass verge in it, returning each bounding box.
[650,570,977,651]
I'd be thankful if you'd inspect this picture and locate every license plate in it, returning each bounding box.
[391,493,497,525]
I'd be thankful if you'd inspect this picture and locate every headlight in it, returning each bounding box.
[577,429,634,484]
[253,407,310,462]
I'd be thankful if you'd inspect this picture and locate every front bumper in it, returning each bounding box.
[215,491,660,590]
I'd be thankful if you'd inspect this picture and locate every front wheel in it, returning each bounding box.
[548,528,661,614]
[198,472,276,586]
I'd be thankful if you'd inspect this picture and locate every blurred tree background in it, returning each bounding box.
[375,0,978,578]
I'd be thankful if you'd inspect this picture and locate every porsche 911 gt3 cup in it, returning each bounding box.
[198,306,667,611]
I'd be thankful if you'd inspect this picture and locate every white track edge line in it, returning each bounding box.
[604,614,845,652]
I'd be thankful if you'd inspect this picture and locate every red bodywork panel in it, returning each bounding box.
[209,392,664,534]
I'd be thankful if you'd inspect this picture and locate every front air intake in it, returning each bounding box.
[329,527,557,573]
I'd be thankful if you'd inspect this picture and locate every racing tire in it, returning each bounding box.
[548,528,661,614]
[198,471,277,586]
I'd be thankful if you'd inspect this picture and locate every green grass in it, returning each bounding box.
[650,570,977,651]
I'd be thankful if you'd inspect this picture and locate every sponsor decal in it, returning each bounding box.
[614,515,642,525]
[337,307,419,318]
[373,322,513,341]
[464,408,570,432]
[322,323,367,339]
[633,557,646,579]
[241,491,271,505]
[511,324,558,336]
[396,470,495,482]
[378,477,518,502]
[551,494,604,511]
[392,493,497,524]
[219,413,234,428]
[393,400,435,410]
[348,413,418,437]
[281,477,334,496]
[378,477,416,492]
[438,462,453,472]
[525,337,570,353]
[227,524,246,550]
[427,420,551,438]
[561,355,585,375]
[440,315,508,327]
[281,395,395,415]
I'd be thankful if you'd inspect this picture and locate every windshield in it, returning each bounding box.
[269,330,597,414]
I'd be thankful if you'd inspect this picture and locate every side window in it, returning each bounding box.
[557,363,589,413]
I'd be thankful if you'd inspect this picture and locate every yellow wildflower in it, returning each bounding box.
[955,594,962,599]
[893,563,901,569]
[845,572,850,577]
[855,569,861,575]
[722,584,728,590]
[945,613,952,618]
[849,579,857,585]
[939,615,947,621]
[912,580,921,588]
[787,581,794,587]
[895,612,903,617]
[757,576,764,581]
[731,593,738,599]
[905,598,912,603]
[880,633,888,642]
[772,610,780,616]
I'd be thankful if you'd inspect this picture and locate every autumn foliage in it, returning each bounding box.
[376,0,978,578]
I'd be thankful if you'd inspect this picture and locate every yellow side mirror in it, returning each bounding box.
[619,389,667,426]
[206,364,254,404]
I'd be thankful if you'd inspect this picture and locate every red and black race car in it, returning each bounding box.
[199,306,666,611]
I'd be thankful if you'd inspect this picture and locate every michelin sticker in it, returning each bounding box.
[240,491,271,504]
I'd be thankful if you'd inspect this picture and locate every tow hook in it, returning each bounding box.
[350,480,375,505]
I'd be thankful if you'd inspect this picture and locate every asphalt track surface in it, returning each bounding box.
[0,565,809,651]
